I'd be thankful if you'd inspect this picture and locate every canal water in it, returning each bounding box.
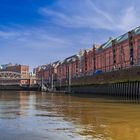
[0,91,140,140]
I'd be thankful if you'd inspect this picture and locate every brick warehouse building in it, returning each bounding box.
[35,26,140,84]
[35,61,60,85]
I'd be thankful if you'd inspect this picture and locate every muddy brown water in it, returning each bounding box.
[0,91,140,140]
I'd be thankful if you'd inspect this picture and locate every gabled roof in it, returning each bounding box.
[57,55,79,66]
[62,55,78,64]
[51,61,60,67]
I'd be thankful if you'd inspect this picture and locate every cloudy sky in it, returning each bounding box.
[0,0,140,68]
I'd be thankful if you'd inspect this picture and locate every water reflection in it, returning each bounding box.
[0,91,140,140]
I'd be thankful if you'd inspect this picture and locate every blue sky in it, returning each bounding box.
[0,0,140,68]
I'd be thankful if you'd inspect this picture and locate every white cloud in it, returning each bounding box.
[0,28,72,47]
[0,27,89,65]
[39,0,140,32]
[118,6,140,31]
[0,31,20,39]
[39,3,114,30]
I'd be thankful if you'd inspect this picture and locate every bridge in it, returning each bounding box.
[0,71,39,85]
[0,71,48,92]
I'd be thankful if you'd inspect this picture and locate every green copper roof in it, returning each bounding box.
[116,33,128,43]
[102,38,113,49]
[100,26,140,49]
[134,26,140,35]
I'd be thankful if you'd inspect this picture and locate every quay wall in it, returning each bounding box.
[55,66,140,100]
[56,66,140,87]
[56,82,140,101]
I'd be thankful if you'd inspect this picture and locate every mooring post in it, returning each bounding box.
[113,83,115,98]
[115,83,117,97]
[135,81,138,103]
[129,81,132,101]
[117,83,119,98]
[130,81,133,102]
[138,81,140,103]
[108,84,110,97]
[129,81,131,102]
[127,81,130,101]
[123,82,125,100]
[135,81,137,101]
[111,83,113,97]
[122,82,125,100]
[125,82,127,101]
[120,82,122,100]
[114,83,116,97]
[125,82,127,100]
[122,82,124,100]
[119,83,121,99]
[132,81,134,102]
[132,81,134,103]
[121,82,123,101]
[134,81,136,103]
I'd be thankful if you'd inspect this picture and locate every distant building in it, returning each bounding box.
[0,63,13,70]
[5,64,30,85]
[34,61,60,87]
